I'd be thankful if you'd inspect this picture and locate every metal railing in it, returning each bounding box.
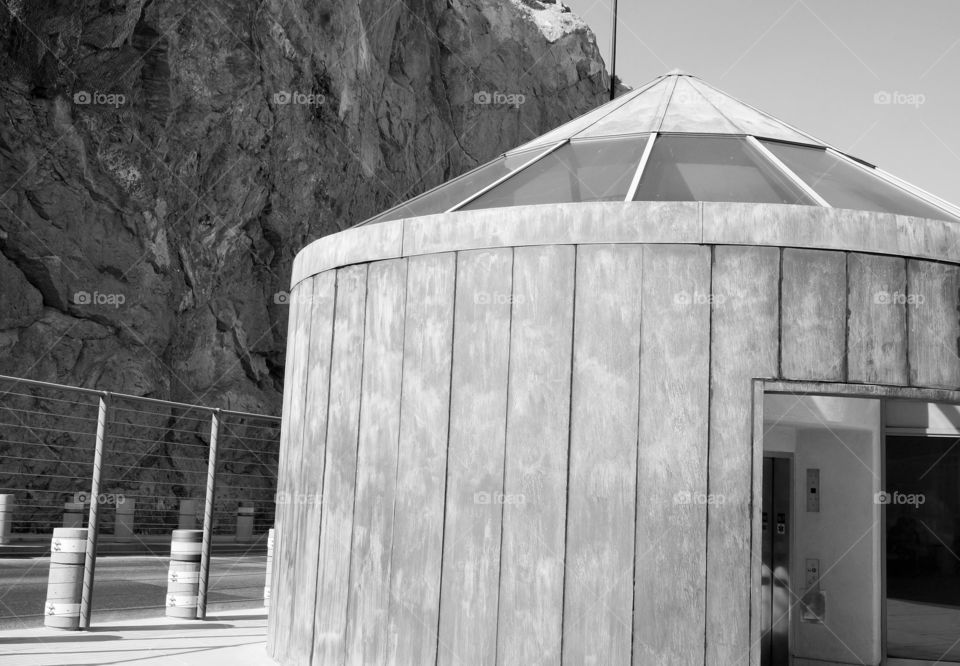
[0,374,280,628]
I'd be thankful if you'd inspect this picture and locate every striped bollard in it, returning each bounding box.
[44,528,87,629]
[166,529,202,618]
[264,528,274,607]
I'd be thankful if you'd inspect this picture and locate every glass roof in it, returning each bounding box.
[631,135,814,205]
[356,73,960,226]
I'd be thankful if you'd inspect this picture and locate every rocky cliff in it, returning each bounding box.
[0,0,609,413]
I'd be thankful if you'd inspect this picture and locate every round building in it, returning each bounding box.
[268,73,960,666]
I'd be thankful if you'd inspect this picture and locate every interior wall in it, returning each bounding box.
[763,395,882,666]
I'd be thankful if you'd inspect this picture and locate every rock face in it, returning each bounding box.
[0,0,608,412]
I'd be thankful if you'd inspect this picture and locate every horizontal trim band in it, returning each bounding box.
[291,202,960,287]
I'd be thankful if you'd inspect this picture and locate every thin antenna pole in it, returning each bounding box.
[609,0,618,101]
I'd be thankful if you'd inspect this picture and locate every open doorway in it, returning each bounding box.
[758,390,960,665]
[760,393,882,666]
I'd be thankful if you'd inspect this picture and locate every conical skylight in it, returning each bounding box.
[359,73,960,226]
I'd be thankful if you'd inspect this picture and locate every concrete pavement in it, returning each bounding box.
[0,607,273,665]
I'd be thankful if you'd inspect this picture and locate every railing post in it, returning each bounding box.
[196,408,220,619]
[78,392,109,630]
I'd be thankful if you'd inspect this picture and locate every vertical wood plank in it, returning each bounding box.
[344,259,408,665]
[267,277,310,656]
[908,259,960,388]
[847,254,908,385]
[633,244,711,665]
[271,276,319,663]
[497,245,575,666]
[289,272,337,665]
[706,246,780,665]
[312,265,368,664]
[387,253,456,665]
[781,249,846,381]
[561,245,642,666]
[436,249,513,666]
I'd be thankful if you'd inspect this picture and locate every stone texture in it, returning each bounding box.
[0,0,608,408]
[0,0,607,528]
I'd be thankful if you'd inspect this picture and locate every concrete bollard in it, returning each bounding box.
[178,499,199,529]
[236,506,254,543]
[62,502,84,528]
[166,529,202,619]
[264,528,274,607]
[114,498,135,541]
[44,528,87,629]
[0,494,12,545]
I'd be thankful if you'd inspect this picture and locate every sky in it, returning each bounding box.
[562,0,960,205]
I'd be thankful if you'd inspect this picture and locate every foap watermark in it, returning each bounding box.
[473,291,524,306]
[874,491,925,507]
[674,290,724,306]
[673,490,726,505]
[874,290,925,306]
[474,491,526,505]
[74,491,125,505]
[273,290,327,306]
[272,91,325,106]
[874,91,926,108]
[473,90,526,109]
[73,90,127,108]
[74,290,126,308]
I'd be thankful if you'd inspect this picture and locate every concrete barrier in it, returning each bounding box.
[166,529,202,619]
[0,494,12,545]
[236,506,254,543]
[178,499,199,529]
[62,502,84,528]
[115,498,135,541]
[44,528,87,629]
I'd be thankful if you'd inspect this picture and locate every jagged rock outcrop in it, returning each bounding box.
[0,0,609,412]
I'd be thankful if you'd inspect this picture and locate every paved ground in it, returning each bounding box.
[0,607,273,665]
[0,555,266,630]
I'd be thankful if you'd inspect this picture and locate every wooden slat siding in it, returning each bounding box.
[907,259,960,388]
[497,245,576,666]
[272,276,319,663]
[561,245,642,666]
[387,253,456,665]
[436,249,514,666]
[287,272,336,665]
[266,277,310,657]
[633,244,711,665]
[780,249,847,381]
[847,254,908,385]
[344,259,408,666]
[312,265,368,664]
[706,246,780,666]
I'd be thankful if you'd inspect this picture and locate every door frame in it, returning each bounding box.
[750,380,960,666]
